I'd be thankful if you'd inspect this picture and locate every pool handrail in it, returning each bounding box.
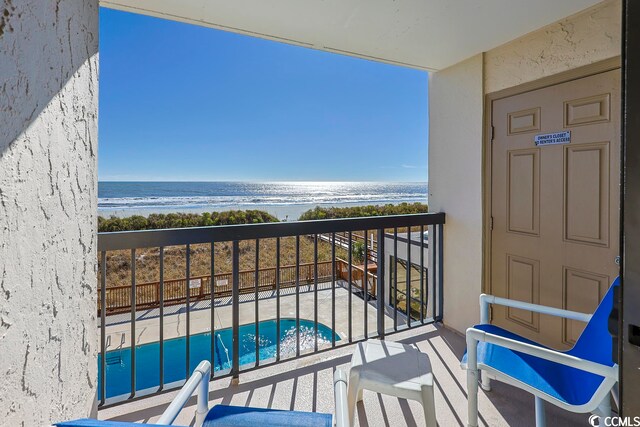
[216,333,232,369]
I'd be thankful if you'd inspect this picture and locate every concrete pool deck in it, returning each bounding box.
[101,281,411,352]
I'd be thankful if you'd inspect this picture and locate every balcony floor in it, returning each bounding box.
[98,323,589,427]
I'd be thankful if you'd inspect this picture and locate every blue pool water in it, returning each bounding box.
[98,318,339,400]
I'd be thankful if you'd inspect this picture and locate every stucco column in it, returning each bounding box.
[0,1,99,424]
[428,54,484,334]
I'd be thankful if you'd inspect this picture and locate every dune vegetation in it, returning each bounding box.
[98,210,279,232]
[298,202,428,221]
[100,203,428,287]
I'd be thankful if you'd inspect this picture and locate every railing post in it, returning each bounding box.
[331,232,336,348]
[313,234,319,352]
[185,244,191,378]
[276,238,281,361]
[437,223,444,321]
[255,239,260,368]
[210,242,215,379]
[231,240,240,382]
[99,251,106,406]
[431,225,437,321]
[420,225,425,324]
[295,236,300,357]
[376,229,386,339]
[159,246,165,391]
[348,231,353,343]
[364,229,368,339]
[406,227,412,327]
[130,248,137,398]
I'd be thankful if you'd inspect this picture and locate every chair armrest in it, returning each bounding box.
[157,360,211,426]
[465,327,617,379]
[333,369,349,427]
[479,294,592,324]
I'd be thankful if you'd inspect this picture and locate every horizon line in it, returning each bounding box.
[98,179,429,184]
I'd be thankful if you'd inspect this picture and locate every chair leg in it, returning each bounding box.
[611,384,619,411]
[595,394,612,418]
[467,367,479,427]
[347,370,361,427]
[534,396,546,427]
[466,335,479,427]
[421,384,437,427]
[480,370,491,392]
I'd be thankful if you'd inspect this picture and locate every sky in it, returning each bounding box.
[98,8,429,182]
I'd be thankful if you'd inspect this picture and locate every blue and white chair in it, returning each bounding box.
[462,277,619,427]
[56,361,348,427]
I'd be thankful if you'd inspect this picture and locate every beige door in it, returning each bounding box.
[490,69,620,349]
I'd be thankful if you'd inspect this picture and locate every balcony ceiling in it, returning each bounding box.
[100,0,602,71]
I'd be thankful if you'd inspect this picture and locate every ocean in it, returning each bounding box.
[98,181,428,220]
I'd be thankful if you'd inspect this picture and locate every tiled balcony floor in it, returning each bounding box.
[98,323,590,427]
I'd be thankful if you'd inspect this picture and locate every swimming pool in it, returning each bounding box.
[98,318,340,400]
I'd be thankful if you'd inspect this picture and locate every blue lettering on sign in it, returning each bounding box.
[534,131,571,146]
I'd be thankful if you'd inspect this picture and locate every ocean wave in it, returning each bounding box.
[98,193,426,210]
[97,182,428,212]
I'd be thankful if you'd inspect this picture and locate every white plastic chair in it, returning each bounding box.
[461,278,619,427]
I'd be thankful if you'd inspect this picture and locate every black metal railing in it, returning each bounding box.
[97,213,445,407]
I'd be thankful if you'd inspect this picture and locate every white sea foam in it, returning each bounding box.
[99,193,423,209]
[97,181,428,217]
[98,181,427,210]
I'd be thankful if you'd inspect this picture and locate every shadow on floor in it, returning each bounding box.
[101,325,591,427]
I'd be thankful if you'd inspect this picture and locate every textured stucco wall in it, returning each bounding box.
[428,0,620,336]
[485,0,620,93]
[0,1,99,425]
[428,54,484,334]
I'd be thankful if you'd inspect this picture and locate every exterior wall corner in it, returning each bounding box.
[0,1,99,424]
[428,54,485,334]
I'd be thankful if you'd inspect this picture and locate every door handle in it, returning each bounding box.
[615,256,621,265]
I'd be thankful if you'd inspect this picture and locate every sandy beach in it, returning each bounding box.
[98,181,428,221]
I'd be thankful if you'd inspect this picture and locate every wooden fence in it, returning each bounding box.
[319,232,378,263]
[335,258,378,297]
[98,260,374,315]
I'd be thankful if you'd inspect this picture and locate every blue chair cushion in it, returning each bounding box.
[202,405,332,427]
[462,324,607,406]
[56,419,186,427]
[462,278,618,407]
[56,406,332,427]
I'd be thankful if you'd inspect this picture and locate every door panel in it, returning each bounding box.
[491,69,620,349]
[564,142,610,246]
[507,149,540,235]
[506,254,540,331]
[564,93,611,127]
[509,108,541,134]
[562,268,609,346]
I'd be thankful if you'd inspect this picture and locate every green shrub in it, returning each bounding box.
[352,241,366,263]
[298,202,428,221]
[98,210,279,232]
